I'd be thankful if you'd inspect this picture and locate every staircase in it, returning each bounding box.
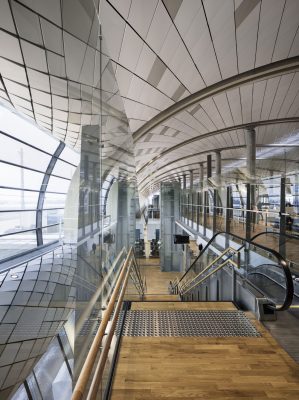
[110,300,299,400]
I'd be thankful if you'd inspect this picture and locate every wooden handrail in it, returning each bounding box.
[86,257,132,400]
[72,247,134,400]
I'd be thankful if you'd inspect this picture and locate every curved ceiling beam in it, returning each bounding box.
[133,56,299,143]
[143,156,299,189]
[138,141,299,192]
[138,145,245,192]
[136,117,299,175]
[142,163,289,195]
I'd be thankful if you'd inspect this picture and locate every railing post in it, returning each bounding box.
[231,265,236,302]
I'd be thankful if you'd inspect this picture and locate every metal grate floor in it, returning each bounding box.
[121,310,261,337]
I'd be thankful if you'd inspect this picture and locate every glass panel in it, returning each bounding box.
[0,210,36,234]
[42,224,63,243]
[0,162,44,190]
[0,229,36,260]
[60,145,80,165]
[51,159,76,179]
[0,132,51,171]
[0,104,58,152]
[0,189,39,210]
[42,208,64,227]
[43,192,66,209]
[33,338,72,400]
[47,176,70,193]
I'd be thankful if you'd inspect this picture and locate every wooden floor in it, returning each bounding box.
[125,259,181,301]
[111,301,299,400]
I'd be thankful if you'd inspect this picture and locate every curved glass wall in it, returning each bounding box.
[0,105,79,261]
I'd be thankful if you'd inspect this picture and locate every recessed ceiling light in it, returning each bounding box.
[10,273,19,279]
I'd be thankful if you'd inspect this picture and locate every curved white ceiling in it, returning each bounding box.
[101,0,299,193]
[0,0,299,193]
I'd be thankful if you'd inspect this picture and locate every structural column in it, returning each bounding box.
[189,170,193,190]
[189,170,194,227]
[183,174,186,190]
[279,177,286,257]
[215,151,221,177]
[207,154,212,179]
[246,127,256,179]
[199,163,204,189]
[246,127,256,237]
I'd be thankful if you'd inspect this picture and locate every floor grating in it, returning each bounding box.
[120,310,261,337]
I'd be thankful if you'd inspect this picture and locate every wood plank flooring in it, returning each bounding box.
[110,301,299,400]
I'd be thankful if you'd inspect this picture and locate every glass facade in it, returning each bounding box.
[0,105,79,261]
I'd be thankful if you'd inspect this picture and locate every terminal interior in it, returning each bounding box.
[0,0,299,399]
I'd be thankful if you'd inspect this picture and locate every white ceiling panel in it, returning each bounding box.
[138,83,173,111]
[235,0,260,73]
[128,0,158,39]
[239,84,253,124]
[0,31,23,63]
[193,107,217,132]
[108,0,132,19]
[135,44,157,81]
[200,98,226,130]
[146,1,172,54]
[255,0,285,67]
[203,0,238,79]
[226,88,243,126]
[119,26,144,72]
[278,72,299,117]
[212,93,234,127]
[101,0,126,61]
[260,77,281,120]
[0,0,16,33]
[11,1,43,44]
[252,80,266,122]
[0,0,298,186]
[272,0,299,62]
[157,68,180,98]
[19,0,62,26]
[177,3,221,86]
[269,73,295,119]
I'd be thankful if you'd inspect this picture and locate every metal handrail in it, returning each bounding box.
[174,230,294,311]
[72,246,144,400]
[179,247,237,294]
[182,258,238,296]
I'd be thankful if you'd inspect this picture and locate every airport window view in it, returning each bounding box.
[0,1,299,399]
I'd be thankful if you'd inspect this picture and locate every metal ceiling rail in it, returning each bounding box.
[136,117,299,177]
[133,56,299,143]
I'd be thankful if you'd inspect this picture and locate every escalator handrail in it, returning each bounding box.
[174,230,294,311]
[250,231,294,310]
[247,270,299,301]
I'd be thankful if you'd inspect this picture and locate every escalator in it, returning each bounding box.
[172,231,294,312]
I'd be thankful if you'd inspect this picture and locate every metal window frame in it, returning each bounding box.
[36,142,65,245]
